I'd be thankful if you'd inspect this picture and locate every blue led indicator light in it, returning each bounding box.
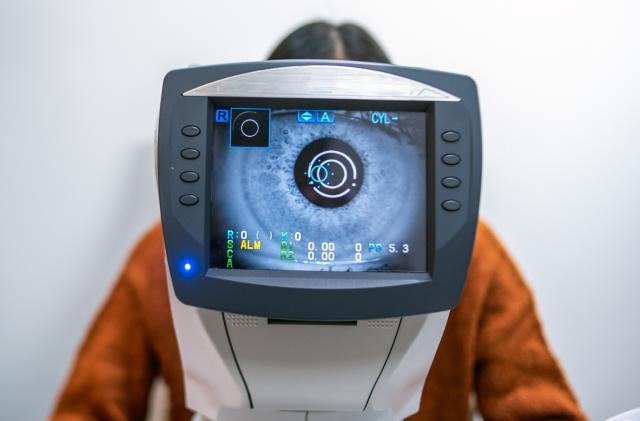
[179,258,197,276]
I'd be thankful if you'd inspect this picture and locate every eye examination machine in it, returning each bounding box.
[156,61,482,421]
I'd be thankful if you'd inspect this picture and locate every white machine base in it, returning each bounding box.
[168,266,449,421]
[195,409,392,421]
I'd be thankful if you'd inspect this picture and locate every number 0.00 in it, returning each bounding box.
[321,242,335,251]
[321,251,335,261]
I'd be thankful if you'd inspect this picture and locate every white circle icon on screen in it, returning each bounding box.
[240,119,259,138]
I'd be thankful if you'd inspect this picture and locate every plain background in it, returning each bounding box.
[1,1,639,420]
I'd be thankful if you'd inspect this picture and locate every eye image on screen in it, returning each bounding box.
[210,108,427,272]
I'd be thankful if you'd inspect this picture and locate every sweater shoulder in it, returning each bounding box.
[120,221,166,295]
[460,219,515,303]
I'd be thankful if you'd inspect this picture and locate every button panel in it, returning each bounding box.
[181,125,201,137]
[180,171,200,183]
[441,154,460,165]
[441,131,460,142]
[179,194,199,206]
[442,200,461,211]
[441,177,461,188]
[181,148,200,160]
[437,122,467,219]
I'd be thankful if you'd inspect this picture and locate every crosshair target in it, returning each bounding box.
[294,137,364,208]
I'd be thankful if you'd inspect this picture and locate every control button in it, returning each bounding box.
[179,194,199,206]
[442,154,461,165]
[442,200,461,211]
[180,171,200,183]
[181,148,200,160]
[442,177,461,188]
[181,125,201,137]
[441,131,460,142]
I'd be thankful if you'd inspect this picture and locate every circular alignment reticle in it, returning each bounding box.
[294,137,364,208]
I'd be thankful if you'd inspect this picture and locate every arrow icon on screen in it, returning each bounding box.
[298,111,316,123]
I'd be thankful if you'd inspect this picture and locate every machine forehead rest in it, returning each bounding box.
[183,65,461,102]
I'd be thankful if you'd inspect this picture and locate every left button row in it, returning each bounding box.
[179,135,200,205]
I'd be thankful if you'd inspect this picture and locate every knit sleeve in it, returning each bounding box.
[50,233,159,421]
[474,228,586,420]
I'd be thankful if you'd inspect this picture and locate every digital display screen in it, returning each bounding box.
[210,107,427,272]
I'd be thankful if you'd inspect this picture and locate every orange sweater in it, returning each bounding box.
[51,221,586,421]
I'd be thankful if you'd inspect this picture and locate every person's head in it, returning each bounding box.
[268,21,391,64]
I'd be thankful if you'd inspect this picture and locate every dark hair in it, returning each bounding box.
[268,21,391,64]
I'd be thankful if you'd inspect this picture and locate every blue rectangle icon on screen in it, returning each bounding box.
[316,111,335,123]
[298,111,315,123]
[229,108,271,148]
[297,110,335,124]
[216,109,230,123]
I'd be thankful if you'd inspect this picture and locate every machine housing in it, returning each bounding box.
[157,60,481,421]
[157,60,481,321]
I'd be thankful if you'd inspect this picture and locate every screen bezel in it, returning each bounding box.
[158,60,481,320]
[207,97,433,276]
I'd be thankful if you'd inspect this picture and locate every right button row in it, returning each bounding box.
[441,130,461,211]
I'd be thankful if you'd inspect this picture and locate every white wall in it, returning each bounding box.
[1,1,638,420]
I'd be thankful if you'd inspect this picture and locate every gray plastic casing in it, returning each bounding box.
[157,60,481,321]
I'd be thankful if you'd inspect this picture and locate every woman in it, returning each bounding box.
[51,22,586,421]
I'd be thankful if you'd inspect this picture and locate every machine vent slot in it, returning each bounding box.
[366,318,400,329]
[268,319,357,326]
[225,313,260,328]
